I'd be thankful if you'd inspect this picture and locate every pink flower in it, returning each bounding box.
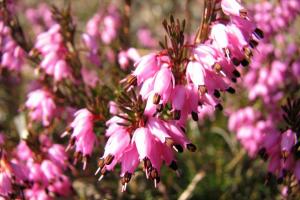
[81,67,99,88]
[132,53,160,85]
[118,48,140,70]
[281,130,296,159]
[221,0,247,18]
[64,109,98,169]
[0,21,25,72]
[137,28,157,48]
[34,24,73,82]
[0,172,12,198]
[25,89,57,127]
[25,3,54,34]
[97,115,195,190]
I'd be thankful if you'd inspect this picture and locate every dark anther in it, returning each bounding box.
[153,93,161,104]
[231,77,237,83]
[169,161,178,171]
[122,172,132,184]
[258,148,268,161]
[226,87,235,94]
[174,110,181,120]
[191,111,199,121]
[104,154,114,165]
[174,144,183,153]
[213,90,221,98]
[249,39,258,48]
[233,70,240,77]
[143,158,152,169]
[215,104,223,111]
[187,143,197,152]
[254,28,264,39]
[180,126,186,133]
[241,59,249,67]
[231,58,240,66]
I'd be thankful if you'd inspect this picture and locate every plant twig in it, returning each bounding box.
[194,0,216,44]
[178,170,206,200]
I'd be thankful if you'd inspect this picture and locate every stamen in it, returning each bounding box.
[213,63,222,72]
[258,148,268,161]
[169,161,178,171]
[215,104,223,111]
[104,154,114,165]
[226,87,235,94]
[126,74,137,86]
[213,90,221,98]
[82,155,88,170]
[233,70,240,78]
[191,111,199,121]
[253,28,264,39]
[97,158,105,168]
[95,167,101,175]
[174,110,181,120]
[98,175,104,181]
[153,93,161,104]
[231,58,240,66]
[241,59,249,67]
[198,85,207,95]
[186,143,197,152]
[249,39,258,48]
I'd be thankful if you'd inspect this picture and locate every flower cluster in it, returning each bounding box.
[32,23,73,82]
[94,0,263,190]
[251,0,300,38]
[25,3,54,34]
[118,48,140,70]
[25,88,58,127]
[0,21,25,72]
[62,109,98,169]
[82,5,121,65]
[0,135,72,199]
[243,0,300,105]
[229,0,300,169]
[124,0,263,126]
[228,107,278,157]
[96,94,196,191]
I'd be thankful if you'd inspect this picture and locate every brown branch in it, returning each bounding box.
[178,170,206,200]
[121,0,131,48]
[194,0,216,44]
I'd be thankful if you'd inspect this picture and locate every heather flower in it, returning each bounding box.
[83,4,121,65]
[11,138,72,199]
[0,171,12,198]
[33,24,73,82]
[137,28,157,48]
[0,21,25,72]
[81,67,99,88]
[25,89,57,127]
[25,3,54,34]
[63,108,98,169]
[122,3,262,126]
[118,48,140,70]
[97,89,196,190]
[97,116,195,190]
[221,0,247,18]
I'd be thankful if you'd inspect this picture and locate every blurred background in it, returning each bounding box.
[1,0,299,199]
